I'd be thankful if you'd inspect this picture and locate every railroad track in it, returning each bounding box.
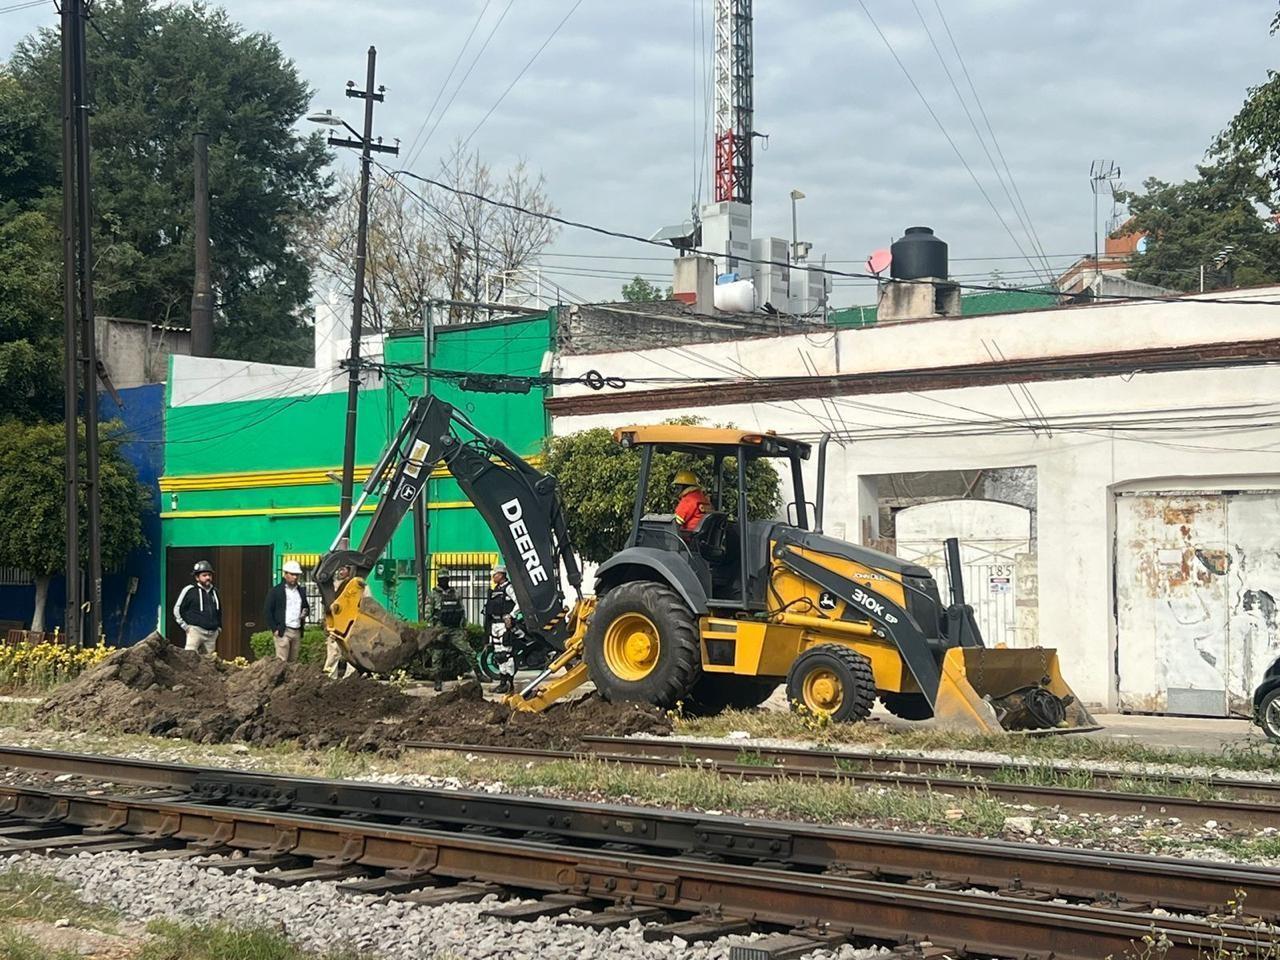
[0,745,1277,959]
[399,736,1280,830]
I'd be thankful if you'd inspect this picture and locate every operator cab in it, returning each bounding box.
[615,425,812,610]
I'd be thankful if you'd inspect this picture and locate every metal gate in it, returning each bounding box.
[1115,491,1280,716]
[895,500,1034,648]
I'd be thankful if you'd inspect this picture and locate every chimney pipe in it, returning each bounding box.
[190,131,214,357]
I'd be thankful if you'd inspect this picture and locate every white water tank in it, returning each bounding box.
[714,279,756,313]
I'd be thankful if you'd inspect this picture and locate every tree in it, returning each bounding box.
[303,173,445,330]
[543,424,782,563]
[7,0,332,364]
[1118,157,1280,291]
[0,420,149,631]
[621,276,672,302]
[0,211,63,422]
[306,144,558,323]
[1213,6,1280,193]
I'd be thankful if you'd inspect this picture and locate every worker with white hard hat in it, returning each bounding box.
[264,559,311,662]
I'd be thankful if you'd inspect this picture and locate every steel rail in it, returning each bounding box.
[581,735,1280,802]
[402,738,1280,831]
[0,783,1266,960]
[1,744,1278,918]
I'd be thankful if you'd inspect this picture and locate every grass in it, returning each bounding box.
[0,869,117,931]
[401,751,1011,832]
[0,931,82,960]
[138,920,372,960]
[674,708,1280,773]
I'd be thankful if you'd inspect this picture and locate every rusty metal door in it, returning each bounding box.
[1115,492,1280,716]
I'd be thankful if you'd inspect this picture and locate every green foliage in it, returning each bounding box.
[0,211,62,422]
[0,419,148,578]
[249,626,328,664]
[543,422,783,563]
[1118,156,1280,291]
[620,276,672,302]
[140,919,369,960]
[1213,6,1280,193]
[5,0,332,364]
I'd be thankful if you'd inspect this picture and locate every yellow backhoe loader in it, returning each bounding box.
[317,397,1095,733]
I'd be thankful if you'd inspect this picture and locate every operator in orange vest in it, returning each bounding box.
[672,469,711,531]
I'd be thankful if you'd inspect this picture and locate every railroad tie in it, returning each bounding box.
[481,894,597,921]
[253,864,372,888]
[337,876,441,897]
[727,930,848,960]
[555,905,666,931]
[642,914,753,943]
[394,882,502,906]
[196,853,305,873]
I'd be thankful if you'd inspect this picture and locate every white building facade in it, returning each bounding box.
[548,288,1280,716]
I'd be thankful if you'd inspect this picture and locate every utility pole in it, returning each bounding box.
[310,48,399,546]
[71,0,101,646]
[191,132,214,357]
[59,0,80,646]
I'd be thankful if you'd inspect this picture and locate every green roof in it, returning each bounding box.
[828,287,1060,328]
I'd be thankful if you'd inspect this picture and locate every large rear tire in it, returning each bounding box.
[879,691,933,721]
[786,644,876,723]
[1259,688,1280,743]
[682,675,780,716]
[585,581,701,707]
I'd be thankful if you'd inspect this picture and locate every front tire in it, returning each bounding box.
[683,675,780,716]
[879,691,933,721]
[786,644,876,723]
[585,581,701,707]
[1260,688,1280,743]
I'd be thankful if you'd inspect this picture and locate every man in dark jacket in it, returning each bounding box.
[264,560,311,661]
[174,560,221,655]
[426,571,479,691]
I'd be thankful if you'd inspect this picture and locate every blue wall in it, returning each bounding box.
[0,383,163,644]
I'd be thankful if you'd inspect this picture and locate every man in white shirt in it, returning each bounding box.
[264,560,311,661]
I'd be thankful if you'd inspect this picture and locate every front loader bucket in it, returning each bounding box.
[931,646,1098,734]
[330,577,429,675]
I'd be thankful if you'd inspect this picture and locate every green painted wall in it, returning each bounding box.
[160,310,554,621]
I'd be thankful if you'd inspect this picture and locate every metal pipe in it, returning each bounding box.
[59,0,80,645]
[71,0,100,645]
[944,536,965,606]
[190,131,213,357]
[814,433,829,533]
[773,611,875,638]
[337,46,379,548]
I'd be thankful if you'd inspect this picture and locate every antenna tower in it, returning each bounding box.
[713,0,753,203]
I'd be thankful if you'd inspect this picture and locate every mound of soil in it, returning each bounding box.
[37,633,670,752]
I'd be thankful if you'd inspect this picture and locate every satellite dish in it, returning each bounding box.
[866,249,892,275]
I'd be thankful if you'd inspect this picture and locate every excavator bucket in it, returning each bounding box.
[931,646,1098,734]
[329,577,428,675]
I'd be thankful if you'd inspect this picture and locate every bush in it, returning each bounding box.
[0,639,112,693]
[249,623,487,681]
[248,626,327,664]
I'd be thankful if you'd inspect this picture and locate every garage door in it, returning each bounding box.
[1115,491,1280,716]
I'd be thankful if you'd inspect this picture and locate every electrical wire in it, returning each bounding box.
[855,0,1046,284]
[457,0,586,152]
[383,161,1280,309]
[0,0,46,13]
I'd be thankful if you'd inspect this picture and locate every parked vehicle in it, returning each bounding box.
[1254,659,1280,741]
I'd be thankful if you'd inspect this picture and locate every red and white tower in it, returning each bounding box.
[713,0,753,204]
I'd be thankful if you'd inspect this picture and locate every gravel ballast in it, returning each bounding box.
[1,851,888,960]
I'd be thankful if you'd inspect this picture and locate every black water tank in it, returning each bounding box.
[890,226,948,280]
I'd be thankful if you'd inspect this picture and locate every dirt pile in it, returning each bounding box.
[38,633,670,752]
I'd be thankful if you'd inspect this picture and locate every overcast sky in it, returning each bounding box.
[4,0,1276,305]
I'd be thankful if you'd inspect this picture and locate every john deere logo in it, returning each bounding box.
[818,591,838,610]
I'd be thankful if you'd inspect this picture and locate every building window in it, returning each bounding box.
[281,553,324,625]
[429,552,499,628]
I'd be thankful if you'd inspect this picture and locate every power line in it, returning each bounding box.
[0,0,47,13]
[909,0,1053,280]
[382,162,1280,309]
[401,0,493,166]
[855,0,1046,284]
[406,0,517,169]
[457,0,587,151]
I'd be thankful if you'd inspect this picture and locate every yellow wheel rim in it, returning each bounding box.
[802,667,844,714]
[602,612,661,681]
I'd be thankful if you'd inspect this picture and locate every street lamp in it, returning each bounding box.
[789,188,805,265]
[308,48,399,549]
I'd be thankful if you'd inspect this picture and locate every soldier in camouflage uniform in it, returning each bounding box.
[427,571,479,691]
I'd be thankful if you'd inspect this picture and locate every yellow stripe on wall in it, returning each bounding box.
[160,500,475,520]
[158,456,544,493]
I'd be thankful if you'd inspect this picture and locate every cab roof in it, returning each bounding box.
[613,424,810,459]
